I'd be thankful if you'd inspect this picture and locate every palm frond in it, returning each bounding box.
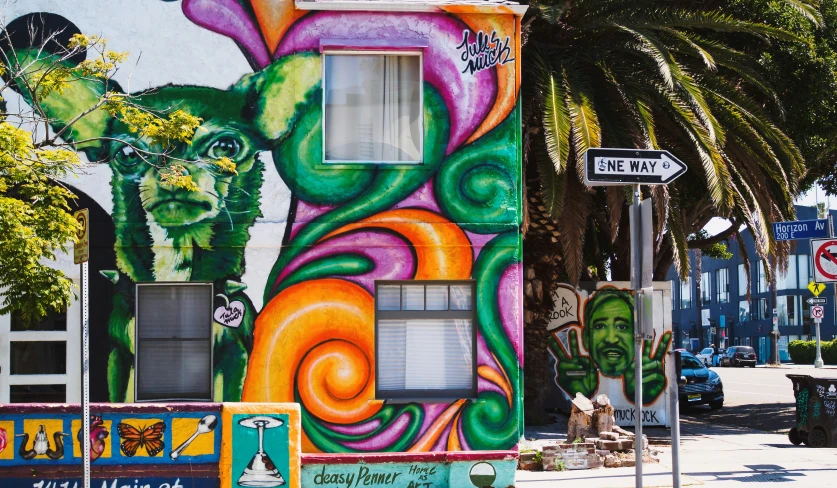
[565,74,601,182]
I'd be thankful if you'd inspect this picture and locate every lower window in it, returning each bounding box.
[375,281,476,400]
[135,283,213,401]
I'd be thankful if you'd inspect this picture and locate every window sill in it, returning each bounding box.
[380,398,480,404]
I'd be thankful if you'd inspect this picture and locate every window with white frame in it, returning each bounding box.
[777,255,798,291]
[738,300,750,323]
[715,268,729,303]
[323,52,423,163]
[135,284,213,401]
[757,261,768,293]
[375,281,476,399]
[680,277,692,309]
[738,264,748,297]
[700,272,711,306]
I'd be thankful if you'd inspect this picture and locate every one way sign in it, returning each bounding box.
[584,148,687,186]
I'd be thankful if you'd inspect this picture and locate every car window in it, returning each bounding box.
[738,347,754,353]
[682,356,704,369]
[701,348,713,354]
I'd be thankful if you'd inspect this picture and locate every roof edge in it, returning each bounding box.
[295,1,529,16]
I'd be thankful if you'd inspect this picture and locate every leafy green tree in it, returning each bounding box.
[0,25,207,323]
[523,0,816,286]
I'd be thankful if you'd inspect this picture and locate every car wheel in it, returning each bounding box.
[709,400,723,410]
[808,427,828,448]
[789,427,803,446]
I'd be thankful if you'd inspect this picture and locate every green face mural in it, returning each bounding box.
[586,293,634,377]
[547,286,673,414]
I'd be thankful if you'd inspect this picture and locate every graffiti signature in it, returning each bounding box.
[456,30,514,75]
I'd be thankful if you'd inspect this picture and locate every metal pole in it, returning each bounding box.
[82,260,91,488]
[814,319,824,368]
[631,184,643,488]
[669,351,682,488]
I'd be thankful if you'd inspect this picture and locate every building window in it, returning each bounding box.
[738,300,750,323]
[776,295,800,326]
[375,281,476,400]
[680,277,692,309]
[715,268,729,303]
[323,52,423,164]
[757,261,768,293]
[135,283,213,401]
[777,256,798,291]
[738,264,748,297]
[799,255,810,286]
[700,272,711,306]
[11,309,66,331]
[752,298,769,320]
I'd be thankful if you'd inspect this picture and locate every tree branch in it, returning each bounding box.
[687,220,739,249]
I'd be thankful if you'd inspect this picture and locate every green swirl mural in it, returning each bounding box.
[4,0,523,454]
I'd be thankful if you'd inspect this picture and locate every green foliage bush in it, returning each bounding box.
[789,339,837,364]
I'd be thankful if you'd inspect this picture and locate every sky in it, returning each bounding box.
[703,184,835,235]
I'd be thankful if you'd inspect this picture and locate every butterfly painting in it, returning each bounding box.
[116,421,166,457]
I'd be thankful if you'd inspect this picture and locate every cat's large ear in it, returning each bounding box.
[6,48,116,159]
[235,52,322,143]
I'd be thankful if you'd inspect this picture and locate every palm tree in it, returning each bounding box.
[521,0,818,422]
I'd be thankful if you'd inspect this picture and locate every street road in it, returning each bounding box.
[681,364,837,432]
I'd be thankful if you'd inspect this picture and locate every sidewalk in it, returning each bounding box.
[517,419,837,487]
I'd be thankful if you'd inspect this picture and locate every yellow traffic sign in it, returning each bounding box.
[74,209,89,264]
[808,281,826,297]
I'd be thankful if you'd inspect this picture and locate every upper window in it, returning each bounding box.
[135,284,213,401]
[700,272,711,306]
[375,281,476,400]
[323,52,423,164]
[757,261,768,293]
[777,255,798,291]
[738,264,748,297]
[680,277,692,309]
[715,268,729,303]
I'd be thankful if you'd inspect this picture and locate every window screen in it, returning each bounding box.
[324,52,422,163]
[375,281,476,399]
[136,284,212,401]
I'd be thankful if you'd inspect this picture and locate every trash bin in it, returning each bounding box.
[786,374,837,448]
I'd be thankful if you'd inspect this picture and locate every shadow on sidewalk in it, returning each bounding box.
[681,402,796,433]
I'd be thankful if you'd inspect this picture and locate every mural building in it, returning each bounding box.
[0,0,526,486]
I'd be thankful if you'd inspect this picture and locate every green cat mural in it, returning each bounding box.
[9,49,322,401]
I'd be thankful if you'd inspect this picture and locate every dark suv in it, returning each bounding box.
[723,346,757,367]
[679,351,724,410]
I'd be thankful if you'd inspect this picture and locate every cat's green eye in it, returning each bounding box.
[118,146,140,166]
[208,137,242,160]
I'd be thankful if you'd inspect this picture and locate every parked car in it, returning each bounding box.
[724,346,757,367]
[695,347,724,366]
[679,351,724,410]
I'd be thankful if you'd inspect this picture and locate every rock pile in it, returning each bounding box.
[540,393,657,471]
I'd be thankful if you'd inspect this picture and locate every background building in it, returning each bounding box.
[668,205,837,362]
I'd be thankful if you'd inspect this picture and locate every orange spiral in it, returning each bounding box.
[243,279,381,427]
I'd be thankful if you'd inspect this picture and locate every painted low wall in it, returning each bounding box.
[0,404,515,488]
[0,403,301,488]
[301,452,516,488]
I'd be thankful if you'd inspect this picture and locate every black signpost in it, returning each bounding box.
[583,147,687,488]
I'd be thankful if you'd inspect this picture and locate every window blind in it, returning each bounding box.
[136,284,212,401]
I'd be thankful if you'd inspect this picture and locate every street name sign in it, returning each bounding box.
[812,305,825,319]
[807,297,827,305]
[73,209,89,264]
[811,239,837,283]
[583,148,687,186]
[808,281,826,296]
[772,219,829,241]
